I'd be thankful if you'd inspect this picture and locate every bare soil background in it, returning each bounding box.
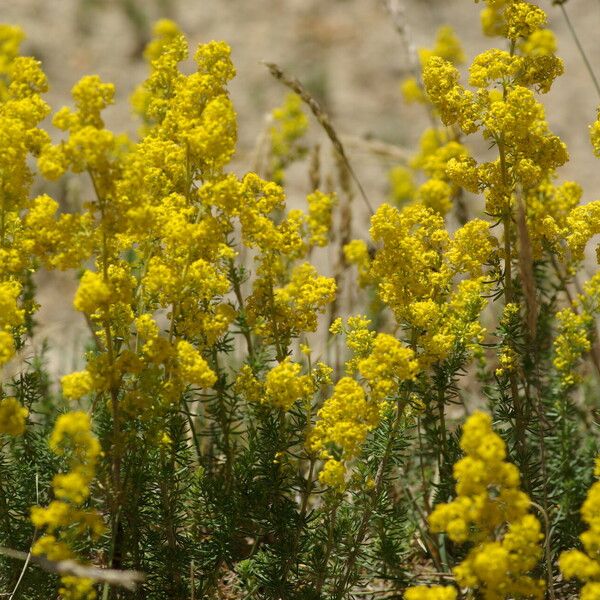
[2,0,600,376]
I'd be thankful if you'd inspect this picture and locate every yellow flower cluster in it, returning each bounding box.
[31,411,103,600]
[37,74,119,181]
[330,315,376,374]
[311,377,376,488]
[397,24,474,218]
[268,92,308,184]
[422,0,567,229]
[591,109,600,159]
[475,0,546,42]
[251,262,336,348]
[525,179,582,260]
[357,333,418,401]
[23,194,94,270]
[559,459,600,599]
[413,412,545,599]
[553,308,592,387]
[311,327,416,489]
[343,239,371,286]
[401,25,465,105]
[0,396,28,435]
[551,272,600,386]
[176,340,218,388]
[264,358,312,411]
[0,281,25,365]
[0,27,52,368]
[366,203,492,365]
[234,356,328,415]
[0,25,24,95]
[565,201,600,263]
[405,586,457,600]
[306,190,337,247]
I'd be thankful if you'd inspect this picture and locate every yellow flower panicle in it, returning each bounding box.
[250,262,336,346]
[269,92,308,184]
[23,194,93,270]
[264,358,312,411]
[358,333,418,401]
[421,0,568,247]
[38,74,118,181]
[553,308,592,387]
[330,315,376,374]
[0,396,28,436]
[176,340,217,388]
[306,190,337,247]
[343,239,371,286]
[0,281,25,366]
[405,586,457,600]
[61,370,95,401]
[0,31,52,366]
[559,459,600,598]
[31,411,103,600]
[366,203,491,366]
[409,412,544,600]
[0,25,25,86]
[311,377,376,488]
[401,25,465,106]
[312,330,416,489]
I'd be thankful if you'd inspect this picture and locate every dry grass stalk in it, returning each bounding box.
[263,61,374,215]
[516,194,538,339]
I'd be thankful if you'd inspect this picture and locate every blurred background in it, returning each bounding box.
[2,0,600,373]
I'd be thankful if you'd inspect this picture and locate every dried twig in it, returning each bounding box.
[382,0,420,77]
[516,193,538,339]
[383,0,439,130]
[339,135,411,162]
[262,61,375,215]
[554,1,600,99]
[0,547,145,592]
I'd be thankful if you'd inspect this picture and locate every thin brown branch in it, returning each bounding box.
[0,547,145,592]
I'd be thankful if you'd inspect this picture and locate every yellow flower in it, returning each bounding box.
[343,239,371,286]
[427,412,544,599]
[73,271,111,315]
[61,370,95,400]
[318,458,346,490]
[405,586,457,600]
[269,92,308,184]
[358,333,418,401]
[416,179,453,216]
[560,464,600,597]
[176,340,217,388]
[553,308,592,387]
[312,377,377,459]
[422,56,478,133]
[306,190,337,247]
[0,396,28,436]
[591,108,600,159]
[388,166,416,204]
[32,411,103,598]
[264,358,312,411]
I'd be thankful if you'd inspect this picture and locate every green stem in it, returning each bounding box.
[333,395,408,599]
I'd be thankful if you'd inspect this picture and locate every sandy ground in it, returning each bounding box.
[2,0,600,377]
